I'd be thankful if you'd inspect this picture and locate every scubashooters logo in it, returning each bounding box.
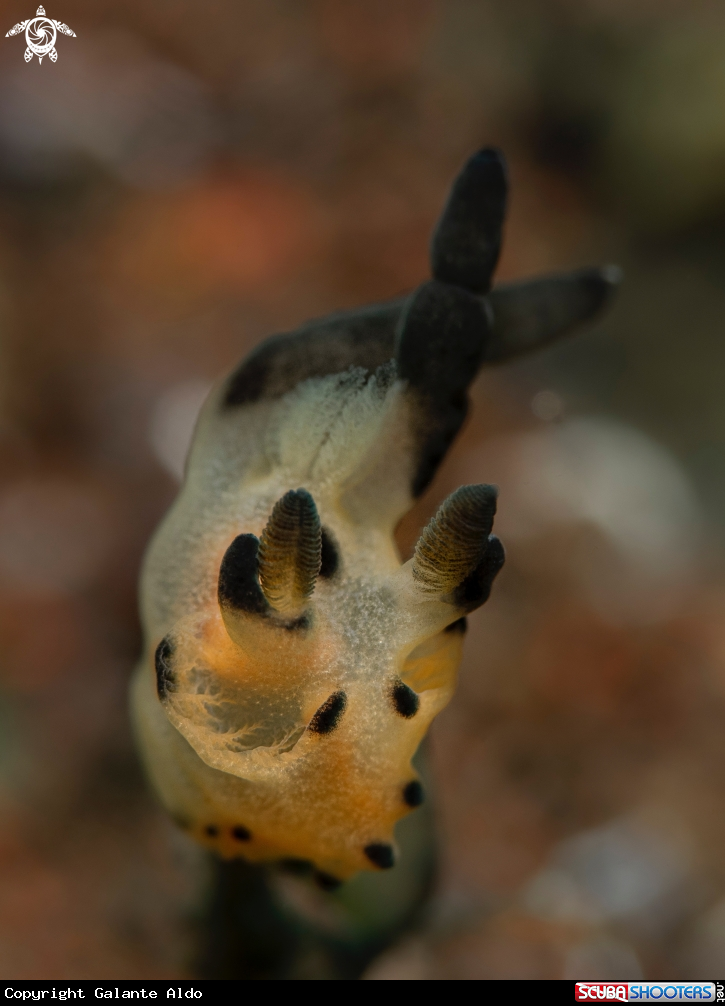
[5,6,75,63]
[576,985,717,1002]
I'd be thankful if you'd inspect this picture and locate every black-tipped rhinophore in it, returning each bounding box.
[485,266,621,363]
[258,489,322,615]
[431,147,507,294]
[412,484,498,595]
[218,534,269,615]
[454,534,505,611]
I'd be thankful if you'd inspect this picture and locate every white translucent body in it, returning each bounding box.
[132,366,464,878]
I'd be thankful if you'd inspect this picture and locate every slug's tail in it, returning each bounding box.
[397,148,618,498]
[217,147,619,513]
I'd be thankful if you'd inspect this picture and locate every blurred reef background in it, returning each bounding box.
[1,0,725,979]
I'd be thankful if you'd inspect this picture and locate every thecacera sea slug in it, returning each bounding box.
[131,149,618,885]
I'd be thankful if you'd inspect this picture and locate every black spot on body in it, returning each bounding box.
[314,871,343,891]
[364,843,395,870]
[205,825,219,838]
[154,637,175,700]
[445,616,467,634]
[232,825,251,842]
[319,527,340,578]
[308,691,347,735]
[218,534,269,615]
[403,781,425,807]
[391,681,419,719]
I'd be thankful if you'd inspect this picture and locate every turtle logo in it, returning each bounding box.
[5,6,76,63]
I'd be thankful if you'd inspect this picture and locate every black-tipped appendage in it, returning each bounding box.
[218,148,619,508]
[396,280,491,497]
[431,147,507,294]
[396,281,491,396]
[258,488,321,612]
[454,534,505,611]
[413,483,498,594]
[485,266,621,363]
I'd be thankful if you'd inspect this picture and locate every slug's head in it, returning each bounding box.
[153,483,503,877]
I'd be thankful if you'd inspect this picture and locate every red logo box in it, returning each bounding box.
[576,985,628,1002]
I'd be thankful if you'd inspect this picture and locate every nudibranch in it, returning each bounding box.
[131,149,618,884]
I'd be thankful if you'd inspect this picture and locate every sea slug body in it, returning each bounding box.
[131,148,618,881]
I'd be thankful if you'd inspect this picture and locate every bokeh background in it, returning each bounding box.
[0,0,724,980]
